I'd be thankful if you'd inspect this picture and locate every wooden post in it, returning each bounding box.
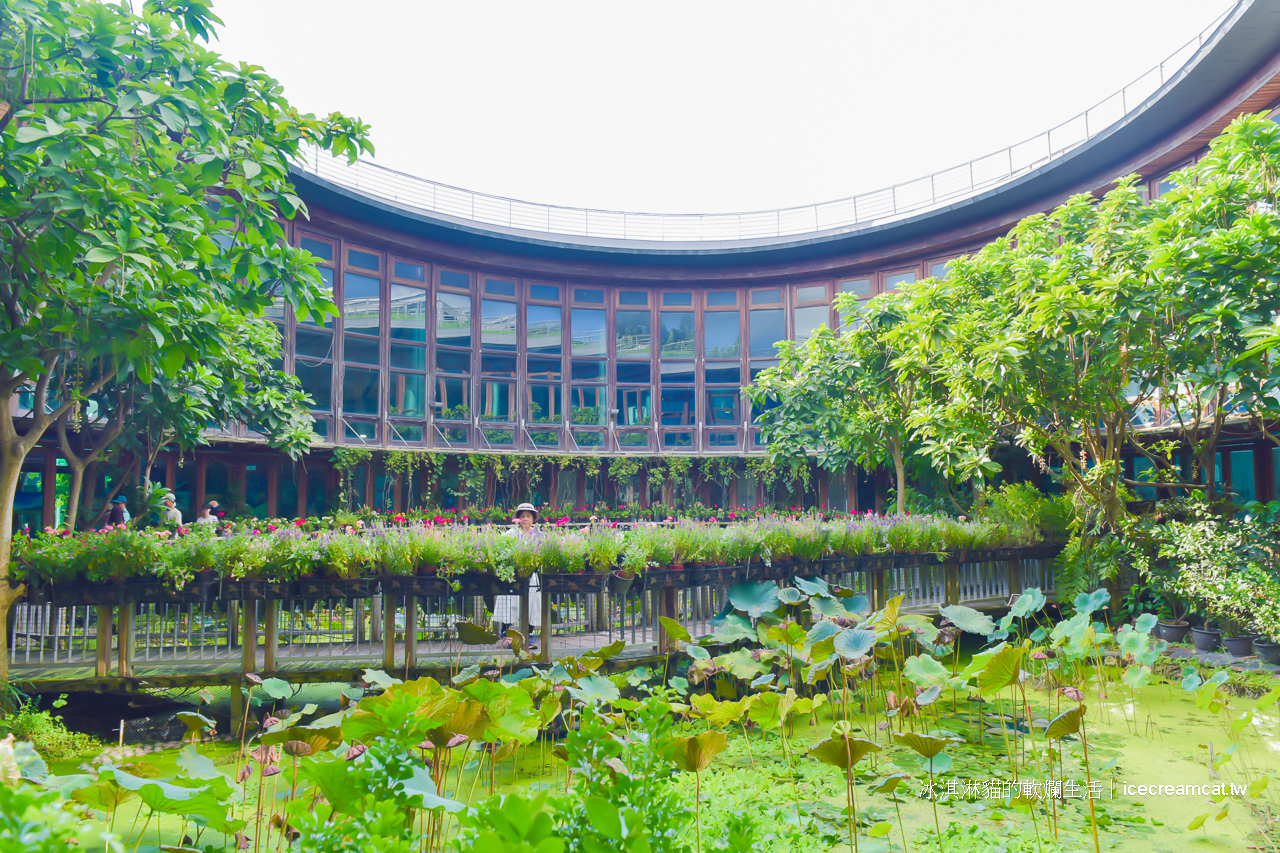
[228,601,239,649]
[95,605,111,678]
[539,588,553,664]
[869,569,887,611]
[657,587,679,652]
[263,601,278,673]
[518,583,531,643]
[41,451,57,530]
[241,599,258,673]
[1007,558,1023,596]
[943,563,960,606]
[117,599,133,678]
[383,595,397,670]
[371,594,382,643]
[405,596,418,673]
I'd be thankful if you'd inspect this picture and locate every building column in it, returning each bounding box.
[41,450,57,530]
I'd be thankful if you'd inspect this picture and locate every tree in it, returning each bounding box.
[0,0,372,686]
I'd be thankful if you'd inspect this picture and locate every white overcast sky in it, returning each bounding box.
[209,1,1236,214]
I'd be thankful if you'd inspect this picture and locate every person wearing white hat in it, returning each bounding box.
[494,502,542,641]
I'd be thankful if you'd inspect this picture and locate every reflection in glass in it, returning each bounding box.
[703,364,740,385]
[750,360,778,381]
[480,353,516,377]
[751,289,782,305]
[295,327,333,359]
[708,432,740,448]
[660,387,696,426]
[300,237,333,262]
[617,432,649,449]
[479,380,516,422]
[660,312,695,359]
[345,420,377,440]
[481,300,517,351]
[440,270,470,290]
[394,261,424,281]
[441,426,467,444]
[529,384,562,423]
[573,431,604,447]
[390,343,426,371]
[435,377,471,420]
[616,311,651,358]
[616,388,651,426]
[485,279,516,297]
[343,334,379,365]
[348,249,379,271]
[389,285,427,341]
[482,428,514,445]
[294,362,331,411]
[663,431,694,448]
[794,305,828,343]
[886,271,916,290]
[526,304,562,354]
[796,285,827,302]
[390,372,425,418]
[529,429,559,448]
[619,291,648,306]
[662,292,692,306]
[571,360,607,381]
[708,291,736,306]
[298,268,334,327]
[389,422,423,442]
[570,308,606,356]
[749,309,785,357]
[574,288,604,303]
[343,366,379,416]
[659,363,695,384]
[571,385,606,425]
[343,272,380,332]
[706,390,740,425]
[527,357,562,381]
[436,292,472,348]
[615,361,650,384]
[839,278,872,296]
[530,284,560,302]
[435,348,471,374]
[704,311,740,358]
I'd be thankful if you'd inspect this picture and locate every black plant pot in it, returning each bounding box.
[1224,635,1257,658]
[1157,620,1190,643]
[1254,638,1280,666]
[1191,626,1222,652]
[610,570,636,598]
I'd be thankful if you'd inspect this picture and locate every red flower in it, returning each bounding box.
[216,511,225,517]
[556,517,569,526]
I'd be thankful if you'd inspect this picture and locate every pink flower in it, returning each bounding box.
[252,529,260,535]
[294,519,305,527]
[556,517,569,527]
[728,512,737,519]
[355,520,364,528]
[216,511,225,517]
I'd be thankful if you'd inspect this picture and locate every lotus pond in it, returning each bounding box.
[6,583,1280,853]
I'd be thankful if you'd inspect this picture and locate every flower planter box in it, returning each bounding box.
[643,568,689,589]
[43,580,125,608]
[379,575,450,598]
[294,577,373,600]
[542,572,608,595]
[129,578,216,605]
[454,572,520,597]
[687,564,741,586]
[222,579,295,601]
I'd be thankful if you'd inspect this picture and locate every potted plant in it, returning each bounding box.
[1154,590,1190,643]
[1190,617,1222,652]
[1253,635,1280,665]
[1222,621,1256,658]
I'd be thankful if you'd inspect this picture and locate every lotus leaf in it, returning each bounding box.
[729,582,782,618]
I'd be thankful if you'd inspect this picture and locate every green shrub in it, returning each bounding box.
[0,697,97,762]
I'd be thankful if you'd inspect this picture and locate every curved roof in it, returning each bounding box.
[290,0,1280,267]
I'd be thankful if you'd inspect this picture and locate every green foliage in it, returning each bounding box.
[0,697,96,761]
[0,783,120,852]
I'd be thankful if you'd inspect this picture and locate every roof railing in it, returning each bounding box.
[298,7,1232,243]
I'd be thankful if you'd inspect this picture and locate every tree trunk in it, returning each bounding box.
[80,461,98,531]
[0,438,30,698]
[890,438,907,516]
[63,461,85,534]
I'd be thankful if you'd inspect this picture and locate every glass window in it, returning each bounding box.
[439,426,467,445]
[663,431,694,449]
[704,311,741,358]
[526,305,562,354]
[436,378,471,420]
[660,363,695,384]
[1230,450,1256,504]
[299,267,335,328]
[708,432,739,449]
[619,291,648,306]
[389,285,427,342]
[530,284,560,302]
[529,429,560,448]
[389,373,425,418]
[343,273,381,333]
[295,362,331,411]
[707,291,737,307]
[706,390,740,425]
[345,420,377,441]
[571,360,607,381]
[573,431,605,448]
[704,364,741,384]
[300,237,333,262]
[485,278,516,297]
[394,261,424,281]
[751,289,782,305]
[390,343,426,371]
[885,271,916,290]
[295,327,333,359]
[616,361,650,384]
[481,300,517,351]
[663,292,692,307]
[348,249,379,271]
[616,311,652,358]
[794,305,828,343]
[527,356,562,381]
[571,386,606,425]
[796,285,827,302]
[570,308,606,356]
[660,387,696,426]
[435,349,471,374]
[479,380,516,422]
[436,292,472,348]
[660,312,695,358]
[440,270,470,291]
[616,388,651,426]
[574,288,604,304]
[482,428,514,446]
[839,278,872,296]
[389,422,423,443]
[750,360,778,381]
[749,309,785,357]
[930,261,952,279]
[343,366,379,416]
[481,353,516,377]
[529,384,562,423]
[343,334,380,365]
[617,431,650,449]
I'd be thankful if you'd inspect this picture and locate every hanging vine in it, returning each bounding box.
[332,447,372,509]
